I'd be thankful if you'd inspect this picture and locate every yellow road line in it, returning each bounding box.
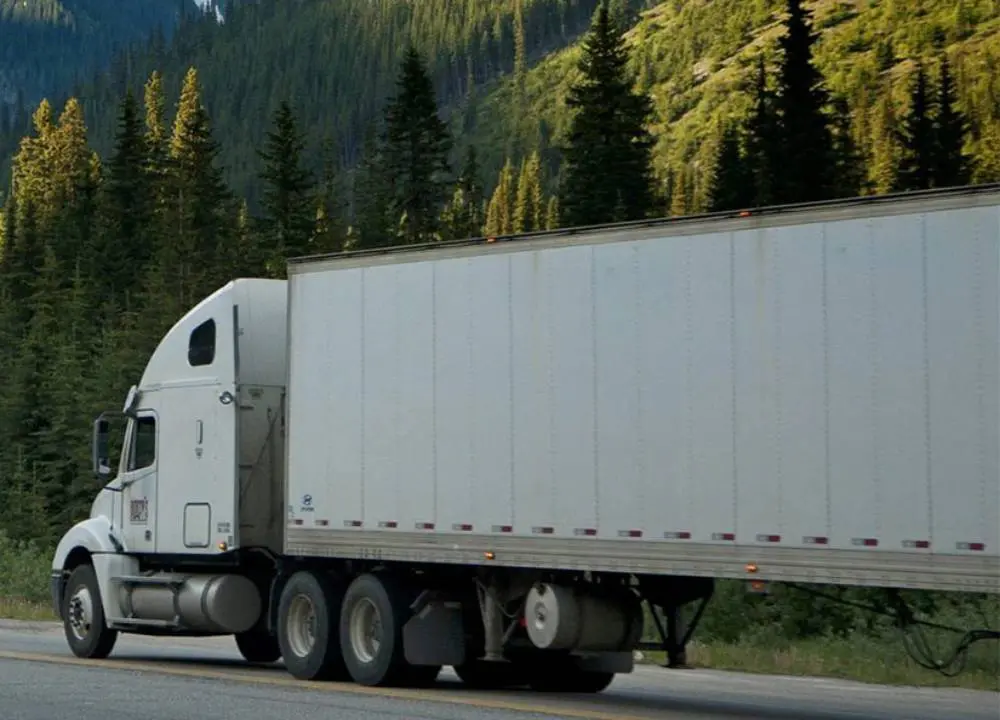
[0,650,651,720]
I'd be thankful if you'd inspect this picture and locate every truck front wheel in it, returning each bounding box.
[62,564,117,659]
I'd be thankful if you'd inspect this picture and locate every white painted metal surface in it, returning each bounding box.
[102,278,288,556]
[283,189,1000,592]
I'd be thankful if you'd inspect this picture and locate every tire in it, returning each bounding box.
[339,573,415,687]
[454,659,528,689]
[235,627,281,664]
[62,564,117,659]
[276,570,348,681]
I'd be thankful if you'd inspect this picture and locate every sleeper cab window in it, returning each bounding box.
[131,416,157,471]
[189,318,216,367]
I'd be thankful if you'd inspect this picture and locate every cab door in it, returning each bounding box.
[118,410,159,553]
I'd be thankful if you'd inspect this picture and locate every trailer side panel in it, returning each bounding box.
[284,193,1000,592]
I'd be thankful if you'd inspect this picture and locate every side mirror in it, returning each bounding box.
[92,415,112,480]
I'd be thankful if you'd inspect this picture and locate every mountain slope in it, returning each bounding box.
[468,0,1000,208]
[0,0,183,111]
[47,0,625,210]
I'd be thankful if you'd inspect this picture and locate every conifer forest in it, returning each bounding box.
[1,0,999,681]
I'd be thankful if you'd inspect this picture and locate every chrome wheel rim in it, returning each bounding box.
[67,585,94,642]
[348,597,382,664]
[285,594,317,658]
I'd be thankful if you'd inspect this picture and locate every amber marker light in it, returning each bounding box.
[484,551,496,561]
[745,563,758,574]
[218,542,228,552]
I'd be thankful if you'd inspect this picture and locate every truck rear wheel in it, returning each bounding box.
[62,564,117,659]
[339,572,437,687]
[276,570,348,681]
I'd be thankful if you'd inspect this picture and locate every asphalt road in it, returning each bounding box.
[0,621,996,720]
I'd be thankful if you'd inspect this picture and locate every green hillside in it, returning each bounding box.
[0,0,182,108]
[40,0,631,210]
[469,0,1000,209]
[0,0,187,186]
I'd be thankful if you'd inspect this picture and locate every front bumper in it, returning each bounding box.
[50,571,64,620]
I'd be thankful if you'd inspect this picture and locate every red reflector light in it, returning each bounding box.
[803,536,829,545]
[958,542,985,551]
[344,520,363,528]
[492,524,513,533]
[757,534,781,543]
[852,537,878,547]
[618,529,643,538]
[453,523,473,532]
[664,531,691,540]
[532,526,554,535]
[574,528,597,536]
[903,539,930,549]
[713,532,736,542]
[415,522,435,530]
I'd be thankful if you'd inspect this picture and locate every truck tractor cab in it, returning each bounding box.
[50,278,288,658]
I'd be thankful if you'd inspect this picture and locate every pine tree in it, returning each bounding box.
[772,0,837,203]
[98,89,153,309]
[381,45,452,245]
[868,91,902,194]
[514,151,544,232]
[257,100,316,277]
[441,145,484,241]
[932,54,971,187]
[974,117,1000,183]
[670,166,689,216]
[896,61,936,191]
[313,135,347,254]
[545,195,560,230]
[143,71,170,208]
[708,123,753,212]
[166,67,232,300]
[351,122,393,250]
[744,55,779,207]
[560,1,655,226]
[484,158,516,236]
[830,96,865,198]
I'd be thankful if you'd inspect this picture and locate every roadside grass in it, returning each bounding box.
[3,530,996,691]
[0,531,51,613]
[640,634,1000,692]
[0,597,56,622]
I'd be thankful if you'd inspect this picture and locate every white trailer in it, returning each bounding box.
[51,185,1000,691]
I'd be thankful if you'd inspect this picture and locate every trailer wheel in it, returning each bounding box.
[276,570,348,681]
[62,564,117,659]
[235,627,281,664]
[339,573,415,687]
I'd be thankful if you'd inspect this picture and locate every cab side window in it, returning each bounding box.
[189,318,216,367]
[129,416,157,471]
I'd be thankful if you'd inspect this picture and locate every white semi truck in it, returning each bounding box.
[51,184,1000,691]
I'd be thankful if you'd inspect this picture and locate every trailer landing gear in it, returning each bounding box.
[638,576,714,668]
